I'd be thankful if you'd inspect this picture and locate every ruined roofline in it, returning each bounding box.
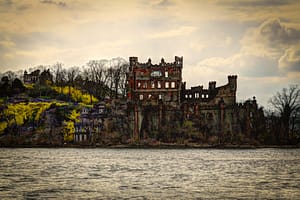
[184,75,238,91]
[129,56,183,68]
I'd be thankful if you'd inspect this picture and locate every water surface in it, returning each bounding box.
[0,148,299,199]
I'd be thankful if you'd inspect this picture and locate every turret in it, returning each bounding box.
[175,56,183,67]
[129,57,138,70]
[209,81,216,90]
[228,75,237,91]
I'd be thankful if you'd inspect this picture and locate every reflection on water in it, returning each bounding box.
[0,148,299,199]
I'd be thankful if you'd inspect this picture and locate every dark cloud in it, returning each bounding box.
[144,0,174,8]
[17,4,31,11]
[195,18,300,78]
[0,0,13,7]
[0,0,13,12]
[259,18,300,47]
[0,31,65,58]
[0,1,32,12]
[155,0,173,7]
[241,18,300,60]
[239,18,300,75]
[40,0,67,8]
[220,0,294,7]
[58,1,66,7]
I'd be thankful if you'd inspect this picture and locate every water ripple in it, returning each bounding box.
[0,148,299,199]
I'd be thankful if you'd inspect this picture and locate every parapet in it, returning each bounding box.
[129,56,183,69]
[175,56,183,67]
[228,75,237,81]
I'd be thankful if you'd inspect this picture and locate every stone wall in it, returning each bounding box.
[125,56,264,144]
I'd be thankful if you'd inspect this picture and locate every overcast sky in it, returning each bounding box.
[0,0,300,108]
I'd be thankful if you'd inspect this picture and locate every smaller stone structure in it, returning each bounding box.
[24,70,40,84]
[23,69,53,85]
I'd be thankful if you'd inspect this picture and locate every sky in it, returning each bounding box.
[0,0,300,108]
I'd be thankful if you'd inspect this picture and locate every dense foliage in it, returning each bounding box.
[63,109,80,142]
[52,86,98,105]
[0,102,53,133]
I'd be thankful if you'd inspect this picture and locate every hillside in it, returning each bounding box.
[0,80,109,146]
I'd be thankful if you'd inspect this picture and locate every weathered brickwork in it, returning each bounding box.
[126,56,264,143]
[127,56,183,105]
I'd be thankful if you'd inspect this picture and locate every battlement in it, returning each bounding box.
[209,81,216,90]
[228,75,237,80]
[129,56,183,69]
[228,75,237,91]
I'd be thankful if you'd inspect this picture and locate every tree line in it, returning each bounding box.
[0,57,128,100]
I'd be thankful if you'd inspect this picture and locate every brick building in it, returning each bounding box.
[127,56,183,105]
[126,56,264,142]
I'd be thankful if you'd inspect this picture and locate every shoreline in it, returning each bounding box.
[1,143,299,149]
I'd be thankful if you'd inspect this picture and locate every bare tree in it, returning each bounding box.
[86,60,110,98]
[107,57,128,98]
[2,71,17,81]
[106,66,114,98]
[269,85,300,142]
[66,66,80,98]
[51,63,66,93]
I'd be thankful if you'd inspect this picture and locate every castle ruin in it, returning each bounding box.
[126,56,264,143]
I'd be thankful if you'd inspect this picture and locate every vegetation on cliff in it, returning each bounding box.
[1,102,52,132]
[52,86,98,105]
[63,109,80,142]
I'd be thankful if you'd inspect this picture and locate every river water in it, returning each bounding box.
[0,148,299,199]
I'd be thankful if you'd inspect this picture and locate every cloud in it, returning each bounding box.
[17,4,32,11]
[0,1,299,107]
[240,18,300,75]
[241,18,300,58]
[0,39,15,48]
[0,0,13,7]
[189,18,300,82]
[183,17,300,106]
[0,0,31,12]
[258,18,300,46]
[40,0,67,8]
[220,0,294,7]
[197,56,237,71]
[0,0,13,12]
[150,0,174,8]
[148,26,197,39]
[195,52,279,78]
[279,45,300,71]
